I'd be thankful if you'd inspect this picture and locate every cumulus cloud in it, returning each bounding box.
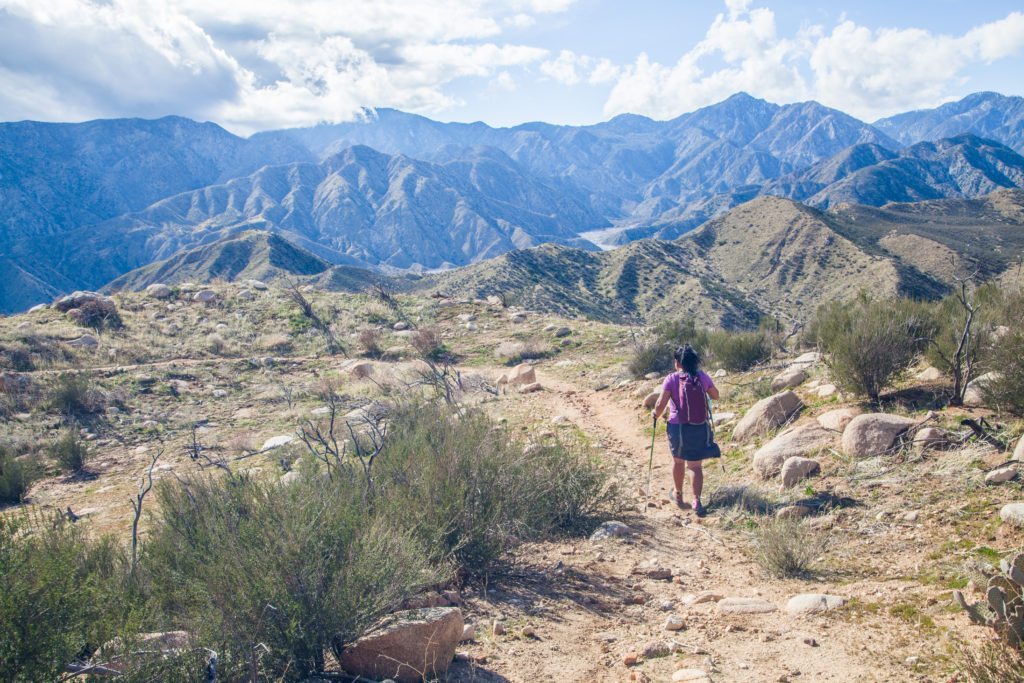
[0,0,576,133]
[540,49,590,85]
[604,3,1024,122]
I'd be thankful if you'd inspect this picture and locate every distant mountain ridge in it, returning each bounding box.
[3,91,1024,312]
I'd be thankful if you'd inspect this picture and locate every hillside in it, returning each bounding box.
[104,231,338,292]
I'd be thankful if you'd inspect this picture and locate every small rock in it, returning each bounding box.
[644,372,661,380]
[771,366,808,392]
[492,620,506,636]
[902,510,920,522]
[212,389,228,398]
[779,456,821,488]
[591,521,631,541]
[905,656,920,666]
[67,334,99,349]
[510,313,527,324]
[643,391,660,409]
[146,283,173,299]
[519,382,543,394]
[1014,435,1024,462]
[192,290,218,304]
[642,641,670,658]
[393,321,409,331]
[520,626,536,638]
[664,616,685,631]
[672,669,712,683]
[913,427,946,450]
[775,505,812,520]
[623,652,639,666]
[460,624,476,642]
[554,327,572,338]
[816,384,838,398]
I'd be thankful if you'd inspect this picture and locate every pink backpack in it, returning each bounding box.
[672,372,708,425]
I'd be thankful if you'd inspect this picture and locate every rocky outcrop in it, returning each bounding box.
[785,594,846,614]
[733,391,803,442]
[340,607,463,683]
[840,413,916,457]
[817,407,861,433]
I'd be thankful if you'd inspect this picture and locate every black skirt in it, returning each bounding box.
[667,422,721,461]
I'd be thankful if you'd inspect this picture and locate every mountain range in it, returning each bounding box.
[2,90,1024,313]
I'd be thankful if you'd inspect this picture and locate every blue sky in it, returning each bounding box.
[0,0,1022,133]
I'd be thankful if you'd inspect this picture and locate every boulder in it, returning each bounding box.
[1000,503,1024,527]
[717,597,776,614]
[1015,435,1024,462]
[816,384,838,398]
[244,279,268,291]
[393,321,409,331]
[643,391,660,409]
[507,363,536,386]
[348,362,374,379]
[554,327,572,338]
[261,435,294,451]
[785,594,846,614]
[145,283,173,299]
[790,351,822,368]
[340,607,463,683]
[986,464,1018,485]
[780,456,821,488]
[67,334,99,349]
[817,407,861,433]
[510,312,527,324]
[912,427,947,450]
[964,372,999,407]
[733,391,803,442]
[518,382,543,394]
[841,414,917,458]
[915,366,943,382]
[236,289,255,301]
[192,290,218,304]
[771,366,808,392]
[750,422,832,479]
[712,369,728,378]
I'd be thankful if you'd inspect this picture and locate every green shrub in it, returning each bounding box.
[705,330,772,371]
[144,473,441,680]
[815,296,934,403]
[982,329,1024,415]
[48,373,104,418]
[626,340,674,378]
[0,515,133,682]
[49,430,89,474]
[0,446,34,506]
[373,402,611,576]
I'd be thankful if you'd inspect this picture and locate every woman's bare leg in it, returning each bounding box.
[672,458,686,496]
[687,462,704,504]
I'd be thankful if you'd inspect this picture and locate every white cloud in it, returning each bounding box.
[491,71,517,91]
[540,49,590,85]
[603,2,1024,122]
[0,0,576,133]
[588,58,620,84]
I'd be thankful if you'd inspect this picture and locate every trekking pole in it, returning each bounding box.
[646,415,657,508]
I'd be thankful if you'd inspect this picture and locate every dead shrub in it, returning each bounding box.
[258,333,292,354]
[357,328,383,358]
[206,333,228,355]
[495,339,552,365]
[751,516,827,578]
[410,327,447,361]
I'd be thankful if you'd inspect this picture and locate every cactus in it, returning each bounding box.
[955,553,1024,649]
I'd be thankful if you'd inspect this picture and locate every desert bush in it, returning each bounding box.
[144,473,440,679]
[0,343,34,371]
[48,373,104,418]
[373,402,611,575]
[69,298,123,331]
[258,333,292,354]
[815,296,934,403]
[751,517,826,578]
[704,329,772,371]
[206,333,227,355]
[627,340,673,378]
[410,326,447,361]
[983,329,1024,415]
[49,429,89,474]
[952,640,1024,683]
[0,445,34,506]
[356,328,383,358]
[495,339,552,365]
[0,514,133,682]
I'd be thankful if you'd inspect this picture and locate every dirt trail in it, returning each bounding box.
[458,370,932,683]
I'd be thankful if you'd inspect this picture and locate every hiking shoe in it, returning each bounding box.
[669,489,689,509]
[693,500,706,517]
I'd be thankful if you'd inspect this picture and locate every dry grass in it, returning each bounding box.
[751,516,827,578]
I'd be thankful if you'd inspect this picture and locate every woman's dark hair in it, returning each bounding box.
[674,344,700,376]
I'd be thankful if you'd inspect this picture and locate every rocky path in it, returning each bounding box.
[454,371,941,682]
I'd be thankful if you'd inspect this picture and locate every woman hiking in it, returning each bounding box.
[652,344,720,516]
